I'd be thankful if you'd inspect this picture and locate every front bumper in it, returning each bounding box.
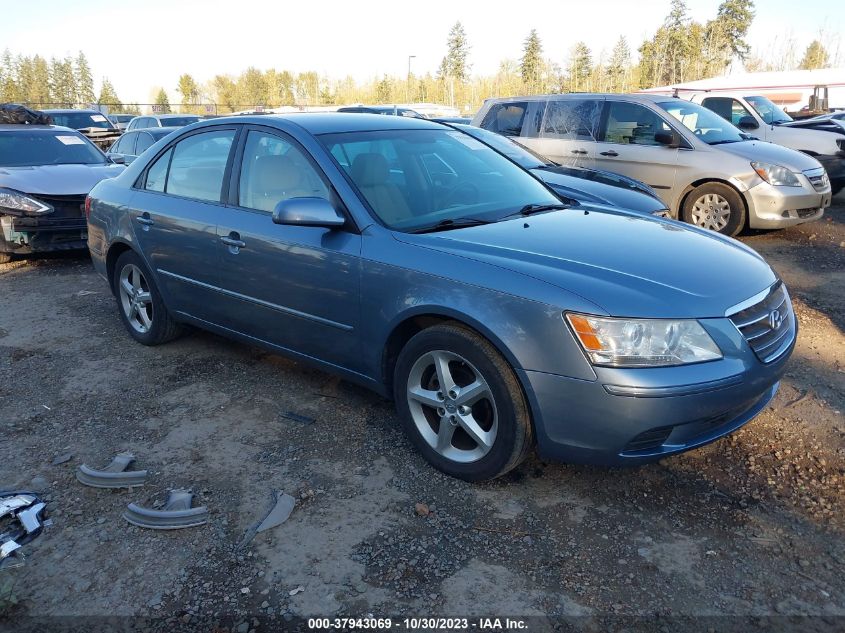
[0,214,88,256]
[520,314,795,466]
[745,176,830,229]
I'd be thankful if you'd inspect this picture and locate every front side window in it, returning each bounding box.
[542,99,602,141]
[0,130,106,166]
[480,102,528,136]
[700,97,754,126]
[161,116,200,127]
[602,102,673,146]
[320,129,560,231]
[238,131,329,212]
[745,95,793,125]
[658,100,744,145]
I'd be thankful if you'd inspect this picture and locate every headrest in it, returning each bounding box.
[254,154,301,190]
[351,152,390,187]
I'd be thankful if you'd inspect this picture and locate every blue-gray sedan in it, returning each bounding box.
[86,114,796,481]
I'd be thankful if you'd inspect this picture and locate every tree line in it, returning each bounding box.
[0,0,839,115]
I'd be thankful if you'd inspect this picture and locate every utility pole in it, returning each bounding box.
[407,55,416,103]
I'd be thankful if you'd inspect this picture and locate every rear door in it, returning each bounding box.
[528,97,603,168]
[592,99,680,205]
[214,127,362,367]
[129,127,238,319]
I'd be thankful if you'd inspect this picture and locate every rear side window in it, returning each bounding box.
[111,132,135,154]
[601,102,672,146]
[135,132,156,155]
[165,130,235,202]
[145,147,172,192]
[479,102,528,136]
[542,99,602,140]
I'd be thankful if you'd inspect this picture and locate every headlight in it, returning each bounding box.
[566,313,722,367]
[0,189,53,216]
[751,161,801,187]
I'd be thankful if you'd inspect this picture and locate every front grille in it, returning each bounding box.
[623,427,673,453]
[35,194,86,219]
[804,167,828,191]
[728,282,795,363]
[797,207,820,218]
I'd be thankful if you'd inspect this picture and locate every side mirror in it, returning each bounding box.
[654,131,680,148]
[107,153,126,165]
[737,116,760,131]
[272,197,345,228]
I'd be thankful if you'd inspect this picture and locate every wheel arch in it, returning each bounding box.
[105,240,137,293]
[676,178,750,225]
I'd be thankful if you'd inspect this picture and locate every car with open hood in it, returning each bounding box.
[0,123,124,263]
[87,114,796,481]
[42,108,122,151]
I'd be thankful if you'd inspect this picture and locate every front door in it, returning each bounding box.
[215,128,362,368]
[592,100,680,207]
[130,127,237,319]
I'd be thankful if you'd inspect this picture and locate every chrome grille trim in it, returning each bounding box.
[727,282,795,363]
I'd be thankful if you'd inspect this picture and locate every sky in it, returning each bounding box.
[2,0,841,103]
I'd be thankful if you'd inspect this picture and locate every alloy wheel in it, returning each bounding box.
[406,350,498,463]
[690,193,731,231]
[118,264,153,334]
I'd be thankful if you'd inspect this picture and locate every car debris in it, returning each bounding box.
[257,491,296,533]
[76,452,147,488]
[1,492,48,571]
[123,490,208,530]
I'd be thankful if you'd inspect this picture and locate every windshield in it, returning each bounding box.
[160,116,200,127]
[109,114,134,123]
[0,130,106,166]
[48,112,113,130]
[321,129,560,232]
[455,124,549,169]
[745,95,793,125]
[658,100,744,145]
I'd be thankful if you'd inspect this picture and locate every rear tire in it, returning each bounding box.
[0,252,12,265]
[393,323,533,481]
[113,250,182,346]
[682,182,746,237]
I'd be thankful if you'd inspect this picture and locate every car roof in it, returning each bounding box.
[154,114,200,118]
[0,124,78,132]
[42,109,103,114]
[483,93,675,104]
[201,113,442,135]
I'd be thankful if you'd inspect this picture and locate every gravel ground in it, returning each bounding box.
[0,197,843,632]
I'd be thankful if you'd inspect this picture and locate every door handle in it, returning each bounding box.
[599,150,619,157]
[220,235,246,249]
[136,215,154,226]
[570,149,588,155]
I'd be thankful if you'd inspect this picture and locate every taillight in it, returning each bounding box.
[84,196,92,218]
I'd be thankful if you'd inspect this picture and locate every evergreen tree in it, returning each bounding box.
[98,78,123,112]
[568,41,592,92]
[154,88,171,113]
[606,36,630,92]
[50,57,76,107]
[799,40,830,69]
[74,52,95,105]
[440,22,471,83]
[714,0,755,59]
[520,29,543,92]
[376,75,393,103]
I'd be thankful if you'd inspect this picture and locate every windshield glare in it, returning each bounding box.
[48,112,113,129]
[746,95,793,125]
[0,131,106,166]
[321,129,560,231]
[658,100,744,145]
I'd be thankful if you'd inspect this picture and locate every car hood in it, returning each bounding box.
[0,164,125,196]
[531,167,666,214]
[395,208,776,318]
[714,139,824,171]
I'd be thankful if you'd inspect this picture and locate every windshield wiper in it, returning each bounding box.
[510,202,570,217]
[707,139,741,146]
[410,217,494,234]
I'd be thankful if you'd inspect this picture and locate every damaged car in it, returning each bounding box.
[42,108,123,151]
[0,120,124,263]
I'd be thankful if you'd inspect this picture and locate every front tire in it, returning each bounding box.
[0,252,12,265]
[682,182,746,236]
[113,250,182,345]
[393,323,533,481]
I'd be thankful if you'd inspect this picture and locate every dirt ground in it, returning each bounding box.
[1,196,843,632]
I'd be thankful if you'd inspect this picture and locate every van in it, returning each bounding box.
[472,94,832,236]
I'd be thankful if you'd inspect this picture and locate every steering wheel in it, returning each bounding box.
[442,181,480,208]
